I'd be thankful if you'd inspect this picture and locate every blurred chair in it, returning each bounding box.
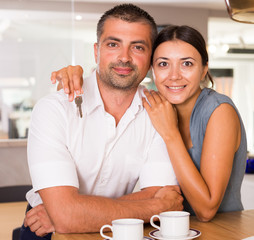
[12,227,21,240]
[0,185,32,240]
[0,185,31,203]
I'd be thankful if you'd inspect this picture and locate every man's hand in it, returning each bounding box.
[51,65,84,102]
[24,204,55,237]
[155,185,184,212]
[23,186,183,234]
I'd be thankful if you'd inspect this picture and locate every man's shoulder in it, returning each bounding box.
[36,90,70,108]
[32,90,73,119]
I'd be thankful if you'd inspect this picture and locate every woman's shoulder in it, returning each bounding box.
[200,88,233,105]
[194,88,235,115]
[191,88,237,128]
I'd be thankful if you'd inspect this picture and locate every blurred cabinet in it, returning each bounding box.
[241,174,254,210]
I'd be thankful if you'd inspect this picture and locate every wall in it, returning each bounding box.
[210,56,254,152]
[241,174,254,210]
[0,140,31,187]
[0,1,228,41]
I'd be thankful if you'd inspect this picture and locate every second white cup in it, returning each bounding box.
[150,211,190,238]
[100,218,144,240]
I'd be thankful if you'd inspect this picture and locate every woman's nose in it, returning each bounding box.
[168,65,182,80]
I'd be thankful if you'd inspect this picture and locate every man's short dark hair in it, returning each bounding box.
[97,4,157,46]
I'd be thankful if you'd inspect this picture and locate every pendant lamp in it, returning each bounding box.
[225,0,254,23]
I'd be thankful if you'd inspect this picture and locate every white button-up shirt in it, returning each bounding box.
[26,71,177,207]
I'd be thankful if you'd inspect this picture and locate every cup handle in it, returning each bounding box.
[150,215,161,231]
[100,224,113,240]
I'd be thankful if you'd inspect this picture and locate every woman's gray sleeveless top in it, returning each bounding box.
[184,88,247,215]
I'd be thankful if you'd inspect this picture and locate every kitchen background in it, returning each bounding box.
[0,0,253,209]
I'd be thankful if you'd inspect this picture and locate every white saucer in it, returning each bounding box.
[149,229,201,240]
[105,237,153,240]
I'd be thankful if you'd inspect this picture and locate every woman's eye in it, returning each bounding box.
[183,61,193,67]
[158,62,168,67]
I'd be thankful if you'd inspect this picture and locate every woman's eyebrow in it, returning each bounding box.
[154,56,196,62]
[154,57,169,62]
[181,57,195,61]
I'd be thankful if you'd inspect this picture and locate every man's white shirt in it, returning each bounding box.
[26,71,177,207]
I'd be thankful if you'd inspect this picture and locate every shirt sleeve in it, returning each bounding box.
[139,131,178,189]
[27,94,79,193]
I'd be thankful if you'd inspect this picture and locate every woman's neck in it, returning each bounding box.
[175,88,202,149]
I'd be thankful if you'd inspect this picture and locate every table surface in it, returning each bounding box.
[1,201,253,240]
[0,201,27,240]
[52,209,254,240]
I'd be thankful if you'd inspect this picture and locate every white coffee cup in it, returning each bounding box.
[150,211,190,238]
[100,218,144,240]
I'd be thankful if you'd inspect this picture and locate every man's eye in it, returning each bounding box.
[108,42,117,47]
[158,62,168,67]
[134,45,144,51]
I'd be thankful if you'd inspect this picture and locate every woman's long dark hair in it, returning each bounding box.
[152,25,213,87]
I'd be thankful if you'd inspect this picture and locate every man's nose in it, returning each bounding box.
[118,47,132,63]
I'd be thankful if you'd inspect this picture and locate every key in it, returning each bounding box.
[75,95,83,118]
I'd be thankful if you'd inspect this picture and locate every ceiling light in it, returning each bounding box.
[208,44,217,54]
[75,15,83,21]
[222,44,230,53]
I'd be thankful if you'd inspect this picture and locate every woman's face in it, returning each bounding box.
[152,40,208,106]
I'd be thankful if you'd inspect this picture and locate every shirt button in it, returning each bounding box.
[101,178,106,183]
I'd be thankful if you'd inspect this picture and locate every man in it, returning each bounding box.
[22,4,183,239]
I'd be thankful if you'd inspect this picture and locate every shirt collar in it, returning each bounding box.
[83,70,104,115]
[130,85,145,115]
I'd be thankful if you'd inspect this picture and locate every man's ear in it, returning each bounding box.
[94,43,98,64]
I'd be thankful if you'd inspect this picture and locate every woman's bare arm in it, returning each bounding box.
[143,91,241,221]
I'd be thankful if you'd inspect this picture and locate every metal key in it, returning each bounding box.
[75,95,83,118]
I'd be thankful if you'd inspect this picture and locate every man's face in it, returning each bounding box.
[94,18,152,91]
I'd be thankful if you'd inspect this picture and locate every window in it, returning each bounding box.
[0,7,98,139]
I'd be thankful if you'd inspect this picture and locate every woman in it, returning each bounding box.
[52,25,247,222]
[142,25,247,221]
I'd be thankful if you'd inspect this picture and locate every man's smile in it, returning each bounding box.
[113,67,133,75]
